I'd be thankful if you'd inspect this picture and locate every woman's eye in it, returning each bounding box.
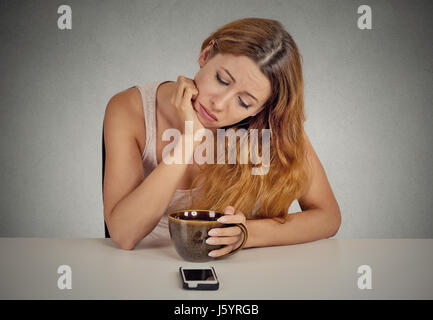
[238,98,250,109]
[216,73,251,109]
[216,73,229,85]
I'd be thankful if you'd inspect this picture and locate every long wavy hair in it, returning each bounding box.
[175,17,312,223]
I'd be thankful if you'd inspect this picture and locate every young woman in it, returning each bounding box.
[103,18,341,255]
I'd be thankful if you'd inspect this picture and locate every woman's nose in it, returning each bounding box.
[211,93,231,110]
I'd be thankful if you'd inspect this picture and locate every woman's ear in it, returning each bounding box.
[198,40,216,68]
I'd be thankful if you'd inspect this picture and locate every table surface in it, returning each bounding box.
[1,237,432,300]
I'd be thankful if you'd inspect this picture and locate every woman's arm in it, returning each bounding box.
[105,78,201,250]
[244,208,340,249]
[103,92,195,250]
[245,130,341,248]
[206,131,341,255]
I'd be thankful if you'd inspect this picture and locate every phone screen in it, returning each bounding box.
[183,269,215,281]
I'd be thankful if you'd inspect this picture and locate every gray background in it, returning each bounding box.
[0,0,432,238]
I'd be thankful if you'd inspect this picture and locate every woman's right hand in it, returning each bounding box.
[170,76,205,137]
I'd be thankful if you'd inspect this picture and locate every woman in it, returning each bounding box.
[103,17,341,255]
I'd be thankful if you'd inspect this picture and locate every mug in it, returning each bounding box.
[168,209,248,262]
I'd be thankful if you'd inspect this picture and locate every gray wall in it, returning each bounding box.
[0,0,432,238]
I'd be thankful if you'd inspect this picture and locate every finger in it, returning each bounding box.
[208,226,242,237]
[234,211,246,224]
[209,244,236,258]
[174,76,196,108]
[174,76,185,107]
[224,206,235,215]
[182,86,198,110]
[206,235,240,246]
[234,236,243,247]
[217,213,245,224]
[190,80,198,101]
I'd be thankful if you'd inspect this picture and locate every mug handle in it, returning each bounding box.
[217,223,248,258]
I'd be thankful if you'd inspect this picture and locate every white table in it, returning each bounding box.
[0,237,432,299]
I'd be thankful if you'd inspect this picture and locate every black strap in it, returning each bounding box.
[102,126,111,238]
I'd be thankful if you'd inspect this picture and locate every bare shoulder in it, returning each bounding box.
[104,86,145,142]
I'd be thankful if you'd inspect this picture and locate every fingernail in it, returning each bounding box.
[208,229,217,236]
[217,217,227,223]
[206,238,216,244]
[208,251,216,257]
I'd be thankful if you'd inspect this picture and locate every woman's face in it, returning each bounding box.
[193,50,271,130]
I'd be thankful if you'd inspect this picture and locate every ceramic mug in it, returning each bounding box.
[168,209,248,262]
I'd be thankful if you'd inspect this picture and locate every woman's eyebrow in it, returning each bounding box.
[222,67,258,103]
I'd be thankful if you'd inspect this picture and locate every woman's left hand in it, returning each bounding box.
[206,206,247,257]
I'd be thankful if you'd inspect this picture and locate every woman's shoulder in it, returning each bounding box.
[107,86,143,118]
[104,86,145,141]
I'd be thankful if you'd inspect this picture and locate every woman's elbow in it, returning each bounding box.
[119,240,136,250]
[329,208,342,237]
[112,237,136,250]
[105,217,136,250]
[109,229,136,250]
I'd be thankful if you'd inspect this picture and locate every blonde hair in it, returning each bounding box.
[175,17,312,223]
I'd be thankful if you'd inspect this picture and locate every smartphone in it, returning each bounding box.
[179,266,219,290]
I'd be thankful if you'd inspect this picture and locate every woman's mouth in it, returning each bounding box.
[198,103,218,122]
